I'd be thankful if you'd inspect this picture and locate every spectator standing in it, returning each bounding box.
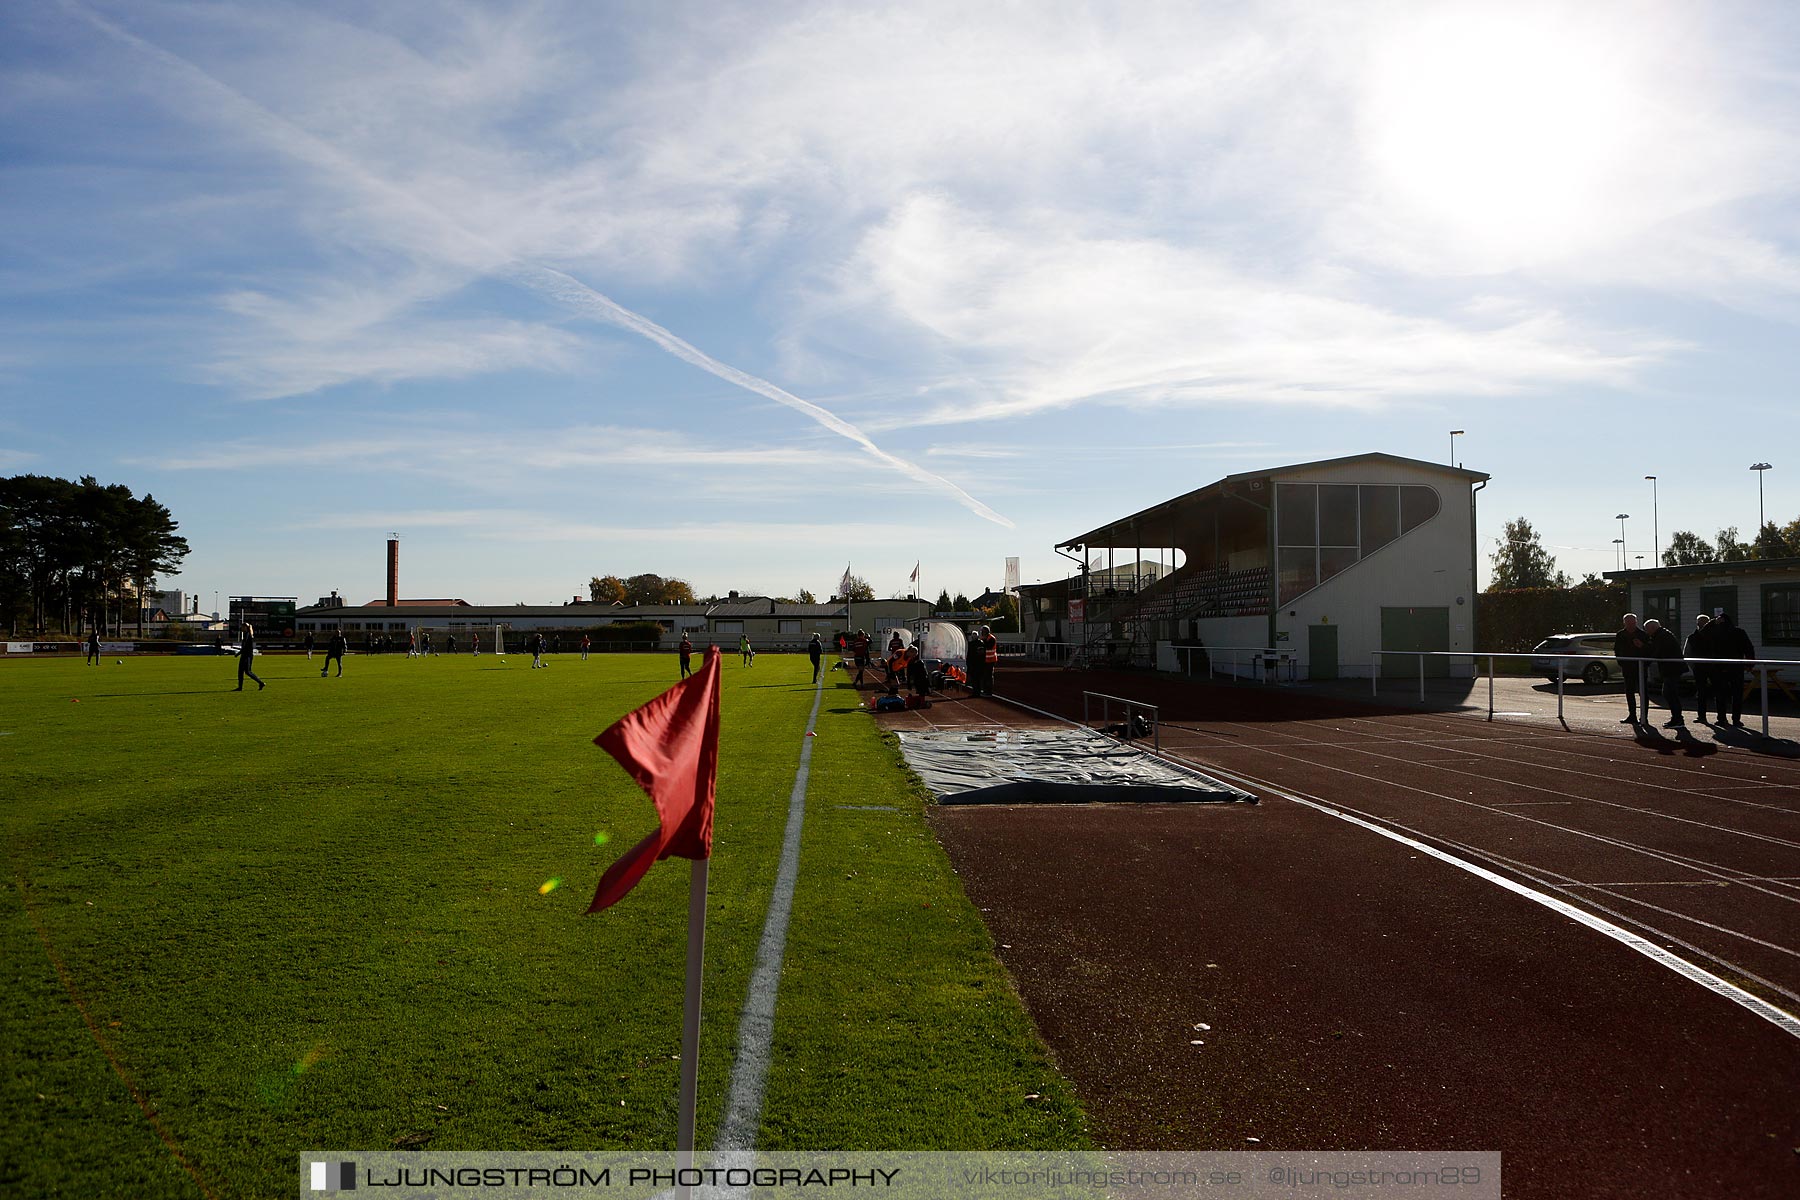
[1685,615,1715,722]
[851,629,871,685]
[1710,613,1755,728]
[1612,614,1651,725]
[808,633,823,682]
[235,623,266,691]
[1642,618,1684,728]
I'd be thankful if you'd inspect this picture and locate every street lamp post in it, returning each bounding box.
[1751,462,1772,532]
[1612,538,1625,570]
[1644,476,1658,565]
[1615,514,1629,569]
[1449,430,1464,466]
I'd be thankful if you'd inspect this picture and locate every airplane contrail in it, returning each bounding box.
[62,0,1014,528]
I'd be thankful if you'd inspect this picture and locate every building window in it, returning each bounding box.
[1274,481,1443,604]
[778,619,800,633]
[1762,584,1800,645]
[1643,589,1681,631]
[715,620,744,634]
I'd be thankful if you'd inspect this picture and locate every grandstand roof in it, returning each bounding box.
[1058,452,1489,549]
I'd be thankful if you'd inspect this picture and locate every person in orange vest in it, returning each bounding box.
[973,624,1000,696]
[851,629,871,685]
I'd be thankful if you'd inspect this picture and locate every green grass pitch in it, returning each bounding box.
[1,650,1088,1196]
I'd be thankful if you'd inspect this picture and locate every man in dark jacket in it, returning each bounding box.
[235,622,265,691]
[1641,618,1683,728]
[1710,613,1755,727]
[807,633,823,683]
[1612,613,1650,724]
[322,629,347,677]
[1684,615,1715,722]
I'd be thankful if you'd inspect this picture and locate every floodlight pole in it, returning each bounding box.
[1449,429,1464,466]
[1645,476,1658,564]
[1751,462,1771,531]
[1615,514,1629,568]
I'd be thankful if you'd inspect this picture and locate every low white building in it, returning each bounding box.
[1608,557,1800,663]
[1040,453,1488,679]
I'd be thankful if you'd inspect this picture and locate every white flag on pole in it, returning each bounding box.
[910,562,920,583]
[839,563,853,597]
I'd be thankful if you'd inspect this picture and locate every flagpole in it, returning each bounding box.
[676,856,708,1197]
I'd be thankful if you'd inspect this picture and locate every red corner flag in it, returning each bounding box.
[586,646,722,913]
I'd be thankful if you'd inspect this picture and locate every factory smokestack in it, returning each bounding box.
[386,538,399,607]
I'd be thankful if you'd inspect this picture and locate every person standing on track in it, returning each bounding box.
[1641,617,1684,728]
[979,625,1000,696]
[851,629,870,686]
[235,622,265,691]
[1685,615,1715,723]
[1613,613,1650,725]
[808,632,823,683]
[1710,612,1754,728]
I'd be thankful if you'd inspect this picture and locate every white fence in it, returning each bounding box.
[1371,650,1792,737]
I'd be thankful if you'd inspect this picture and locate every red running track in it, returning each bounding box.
[896,666,1800,1199]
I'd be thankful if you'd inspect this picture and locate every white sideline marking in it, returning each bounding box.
[993,691,1800,1040]
[713,667,827,1151]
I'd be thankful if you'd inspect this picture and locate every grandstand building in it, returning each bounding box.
[1024,453,1488,679]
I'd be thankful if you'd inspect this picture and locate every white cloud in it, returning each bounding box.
[842,195,1675,426]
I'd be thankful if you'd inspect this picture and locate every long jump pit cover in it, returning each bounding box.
[897,728,1255,806]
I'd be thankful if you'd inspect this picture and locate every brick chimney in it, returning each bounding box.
[386,538,399,607]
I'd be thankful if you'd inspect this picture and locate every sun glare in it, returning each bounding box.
[1364,9,1643,264]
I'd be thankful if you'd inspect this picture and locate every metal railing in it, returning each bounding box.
[1172,644,1299,684]
[1082,691,1161,753]
[1370,650,1792,737]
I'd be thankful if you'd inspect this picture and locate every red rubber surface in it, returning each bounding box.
[894,666,1800,1199]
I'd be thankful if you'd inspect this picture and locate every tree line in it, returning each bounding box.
[1,474,191,636]
[1490,513,1800,591]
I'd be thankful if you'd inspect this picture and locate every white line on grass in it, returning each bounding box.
[713,667,827,1151]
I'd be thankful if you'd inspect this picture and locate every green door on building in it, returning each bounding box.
[1380,607,1451,678]
[1309,625,1339,681]
[1700,585,1738,623]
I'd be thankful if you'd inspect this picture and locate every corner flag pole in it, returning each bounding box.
[676,858,708,1184]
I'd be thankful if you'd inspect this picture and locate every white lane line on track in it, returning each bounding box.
[1343,709,1800,795]
[1191,713,1800,837]
[994,689,1800,1034]
[1194,762,1800,1040]
[713,667,827,1152]
[1152,708,1800,888]
[1177,730,1800,901]
[994,691,1800,996]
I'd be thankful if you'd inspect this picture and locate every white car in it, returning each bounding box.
[1529,633,1617,685]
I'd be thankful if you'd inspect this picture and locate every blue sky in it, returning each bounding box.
[4,0,1798,611]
